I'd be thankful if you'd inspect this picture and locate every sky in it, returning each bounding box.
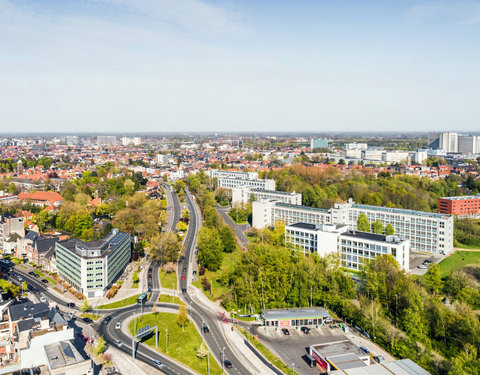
[1,0,479,133]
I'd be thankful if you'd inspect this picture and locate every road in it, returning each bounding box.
[178,190,253,375]
[215,204,249,245]
[162,182,181,232]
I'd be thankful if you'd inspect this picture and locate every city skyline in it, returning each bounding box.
[1,0,480,132]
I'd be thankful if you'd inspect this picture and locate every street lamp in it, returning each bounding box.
[221,347,226,374]
[165,328,168,353]
[292,362,295,375]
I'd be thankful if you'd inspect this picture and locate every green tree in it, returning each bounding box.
[372,220,384,234]
[81,299,91,312]
[357,214,370,232]
[197,227,223,271]
[22,281,28,294]
[132,271,139,285]
[177,304,189,329]
[219,226,236,253]
[385,223,395,235]
[96,335,106,354]
[176,221,188,232]
[424,263,443,296]
[150,231,182,264]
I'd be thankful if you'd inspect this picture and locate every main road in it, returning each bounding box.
[162,182,181,232]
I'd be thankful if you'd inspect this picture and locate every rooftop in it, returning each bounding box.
[311,340,368,361]
[252,189,299,196]
[9,301,49,322]
[276,202,329,213]
[44,340,88,369]
[439,194,480,201]
[352,204,448,219]
[342,231,407,245]
[261,307,330,321]
[56,230,129,259]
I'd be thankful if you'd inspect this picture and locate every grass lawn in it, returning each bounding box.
[33,270,44,277]
[129,313,222,375]
[454,242,480,250]
[199,247,243,301]
[238,326,299,375]
[158,294,183,305]
[159,270,177,290]
[96,294,140,309]
[437,250,480,277]
[80,313,102,321]
[46,277,56,285]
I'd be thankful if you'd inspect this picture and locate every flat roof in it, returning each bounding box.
[275,202,329,213]
[439,195,480,201]
[352,204,449,219]
[252,189,299,196]
[261,307,330,321]
[328,359,430,375]
[341,231,407,245]
[44,340,88,369]
[311,340,367,360]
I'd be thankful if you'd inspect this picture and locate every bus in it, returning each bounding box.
[137,292,149,305]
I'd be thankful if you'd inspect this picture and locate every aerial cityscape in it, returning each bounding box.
[1,1,480,375]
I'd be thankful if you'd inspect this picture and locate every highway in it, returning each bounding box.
[178,190,253,375]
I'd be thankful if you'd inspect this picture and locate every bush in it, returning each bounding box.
[162,262,176,274]
[202,276,211,292]
[199,265,206,276]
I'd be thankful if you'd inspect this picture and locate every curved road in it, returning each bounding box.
[162,182,181,232]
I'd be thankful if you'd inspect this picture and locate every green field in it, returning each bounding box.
[96,294,140,309]
[198,247,243,300]
[437,250,480,277]
[129,313,222,375]
[159,270,177,290]
[158,294,183,305]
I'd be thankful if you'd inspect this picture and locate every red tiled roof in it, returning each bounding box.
[18,191,63,205]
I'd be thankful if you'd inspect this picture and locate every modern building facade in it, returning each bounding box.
[232,186,302,205]
[310,138,328,150]
[216,177,276,191]
[209,169,258,180]
[55,229,131,298]
[285,223,410,270]
[253,199,453,254]
[438,194,480,217]
[428,132,480,154]
[260,307,331,330]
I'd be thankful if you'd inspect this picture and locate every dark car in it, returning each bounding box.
[360,346,370,354]
[202,326,209,333]
[193,270,197,275]
[103,316,112,323]
[148,274,152,279]
[194,251,198,255]
[224,360,233,369]
[182,288,187,294]
[148,282,152,288]
[66,302,75,308]
[281,328,290,335]
[41,279,48,284]
[82,317,93,324]
[182,267,186,272]
[28,271,35,276]
[301,326,311,334]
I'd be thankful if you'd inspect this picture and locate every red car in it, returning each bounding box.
[181,275,186,280]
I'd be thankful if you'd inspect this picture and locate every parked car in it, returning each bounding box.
[360,346,370,354]
[193,270,197,275]
[424,259,433,264]
[41,279,48,284]
[301,326,311,334]
[224,360,233,369]
[281,328,290,335]
[28,271,35,276]
[66,302,75,308]
[374,355,385,364]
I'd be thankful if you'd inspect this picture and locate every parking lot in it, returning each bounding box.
[409,251,445,275]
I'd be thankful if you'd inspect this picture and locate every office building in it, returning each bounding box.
[310,138,328,150]
[438,194,480,217]
[55,229,131,298]
[217,177,275,191]
[96,136,117,146]
[232,186,302,205]
[209,169,258,180]
[427,132,479,153]
[285,223,410,270]
[0,216,24,255]
[345,143,368,151]
[253,199,453,254]
[260,307,331,330]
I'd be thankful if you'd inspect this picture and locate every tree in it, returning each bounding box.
[96,335,106,354]
[177,304,189,329]
[22,281,28,294]
[424,263,443,296]
[197,227,223,271]
[81,299,91,312]
[357,214,370,232]
[385,223,395,235]
[219,226,236,253]
[132,271,139,285]
[372,220,384,234]
[152,302,158,317]
[150,231,182,264]
[176,221,188,232]
[197,342,209,359]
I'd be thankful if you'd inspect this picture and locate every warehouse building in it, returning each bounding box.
[260,307,331,330]
[55,229,131,298]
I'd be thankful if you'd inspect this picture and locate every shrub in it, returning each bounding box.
[199,265,206,276]
[202,276,211,291]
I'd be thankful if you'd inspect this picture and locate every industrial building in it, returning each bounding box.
[55,229,131,298]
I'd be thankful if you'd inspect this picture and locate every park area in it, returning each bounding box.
[96,294,140,309]
[128,312,222,375]
[437,250,480,277]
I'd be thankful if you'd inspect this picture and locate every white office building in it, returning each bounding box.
[285,222,410,270]
[209,169,258,180]
[217,177,275,191]
[253,199,453,254]
[232,187,302,205]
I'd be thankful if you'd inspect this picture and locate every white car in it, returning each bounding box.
[40,296,47,303]
[115,322,121,330]
[114,339,123,347]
